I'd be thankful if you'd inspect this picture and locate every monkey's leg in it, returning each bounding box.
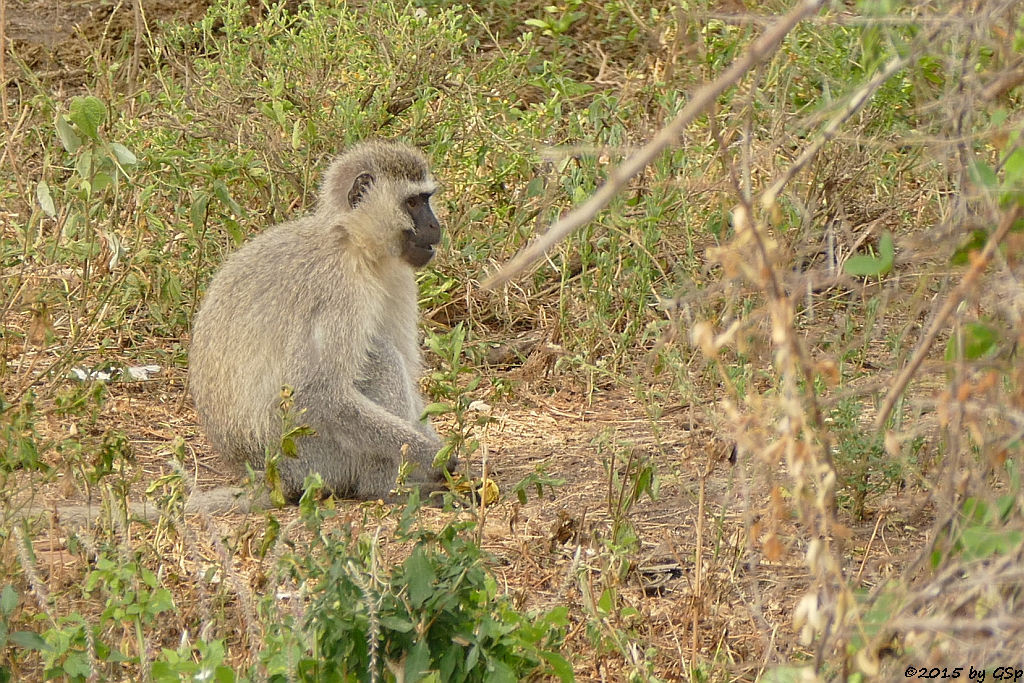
[273,420,361,500]
[276,386,457,502]
[274,430,436,502]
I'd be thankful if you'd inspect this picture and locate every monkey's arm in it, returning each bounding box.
[292,357,440,466]
[322,387,441,463]
[302,310,442,464]
[358,339,441,441]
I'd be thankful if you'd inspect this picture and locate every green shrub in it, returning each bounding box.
[260,486,573,682]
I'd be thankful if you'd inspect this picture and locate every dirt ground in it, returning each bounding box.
[4,0,210,49]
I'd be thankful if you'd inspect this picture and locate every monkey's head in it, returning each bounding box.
[321,141,441,268]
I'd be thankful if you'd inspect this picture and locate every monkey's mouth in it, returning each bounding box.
[403,242,437,267]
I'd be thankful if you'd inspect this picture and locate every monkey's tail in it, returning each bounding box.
[21,487,272,528]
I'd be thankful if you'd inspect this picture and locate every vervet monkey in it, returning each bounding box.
[189,140,453,503]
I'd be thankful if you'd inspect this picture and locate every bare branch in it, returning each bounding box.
[482,0,828,290]
[760,50,914,209]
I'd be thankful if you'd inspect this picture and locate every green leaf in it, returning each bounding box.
[10,630,51,652]
[439,645,459,680]
[63,651,92,677]
[969,161,998,190]
[951,229,987,265]
[150,588,174,613]
[634,466,653,499]
[149,661,173,678]
[190,194,210,231]
[960,526,1023,561]
[487,659,517,683]
[141,567,158,589]
[255,514,280,559]
[761,667,817,683]
[75,150,93,180]
[421,402,451,417]
[35,181,57,218]
[282,425,315,457]
[405,547,436,608]
[995,494,1015,522]
[403,639,431,682]
[55,115,82,153]
[69,96,107,141]
[256,102,275,123]
[213,665,237,683]
[1005,147,1024,187]
[224,219,245,246]
[844,254,880,277]
[110,142,138,167]
[379,615,415,632]
[465,643,480,670]
[0,586,16,617]
[432,443,454,470]
[945,322,999,361]
[91,171,113,193]
[542,605,569,627]
[105,646,132,663]
[213,179,244,217]
[525,176,545,197]
[540,652,574,682]
[844,230,895,278]
[878,230,894,262]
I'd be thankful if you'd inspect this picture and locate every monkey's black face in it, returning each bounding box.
[401,193,441,268]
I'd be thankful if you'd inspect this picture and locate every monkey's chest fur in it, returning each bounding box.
[353,334,421,423]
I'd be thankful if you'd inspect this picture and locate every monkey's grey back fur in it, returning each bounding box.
[189,140,449,501]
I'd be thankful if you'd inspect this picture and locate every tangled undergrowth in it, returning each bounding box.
[2,0,1023,680]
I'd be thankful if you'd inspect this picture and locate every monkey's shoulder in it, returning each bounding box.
[224,217,325,260]
[208,220,342,286]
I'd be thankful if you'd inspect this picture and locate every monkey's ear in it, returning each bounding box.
[348,172,375,208]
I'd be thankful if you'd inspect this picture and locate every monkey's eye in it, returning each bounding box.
[407,193,434,210]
